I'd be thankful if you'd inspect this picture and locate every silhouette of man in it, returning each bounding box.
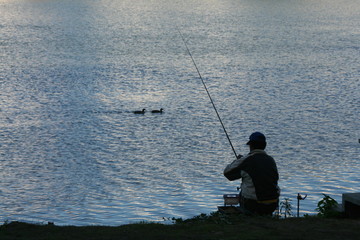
[224,132,280,215]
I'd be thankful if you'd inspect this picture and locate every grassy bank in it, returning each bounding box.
[1,214,360,240]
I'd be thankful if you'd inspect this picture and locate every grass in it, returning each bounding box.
[1,212,360,240]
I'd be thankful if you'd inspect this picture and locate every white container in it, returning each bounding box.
[223,194,240,206]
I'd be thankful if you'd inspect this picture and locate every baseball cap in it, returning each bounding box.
[246,132,266,145]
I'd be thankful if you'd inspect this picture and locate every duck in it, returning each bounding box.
[133,109,146,114]
[151,108,163,113]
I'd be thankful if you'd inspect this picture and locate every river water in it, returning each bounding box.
[0,0,359,226]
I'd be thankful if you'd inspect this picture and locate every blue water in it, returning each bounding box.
[0,0,359,226]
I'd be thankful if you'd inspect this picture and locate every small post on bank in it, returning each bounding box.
[297,193,307,217]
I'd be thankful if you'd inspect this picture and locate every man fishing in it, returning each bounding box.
[224,132,280,215]
[177,29,280,215]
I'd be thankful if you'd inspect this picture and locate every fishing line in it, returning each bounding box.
[177,28,238,158]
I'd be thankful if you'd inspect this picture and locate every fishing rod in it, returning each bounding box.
[177,28,238,158]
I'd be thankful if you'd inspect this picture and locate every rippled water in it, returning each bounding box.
[1,0,359,225]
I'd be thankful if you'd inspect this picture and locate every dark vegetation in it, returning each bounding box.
[1,195,359,240]
[1,213,359,240]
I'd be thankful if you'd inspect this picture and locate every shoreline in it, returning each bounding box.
[1,215,359,240]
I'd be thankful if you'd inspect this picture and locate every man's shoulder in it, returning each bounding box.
[247,150,274,161]
[248,149,268,157]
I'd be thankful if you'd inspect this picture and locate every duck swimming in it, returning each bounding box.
[151,108,163,113]
[133,109,146,114]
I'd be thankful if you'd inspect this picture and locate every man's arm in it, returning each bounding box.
[223,155,245,181]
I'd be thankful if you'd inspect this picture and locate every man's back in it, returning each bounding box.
[224,149,279,201]
[240,150,279,201]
